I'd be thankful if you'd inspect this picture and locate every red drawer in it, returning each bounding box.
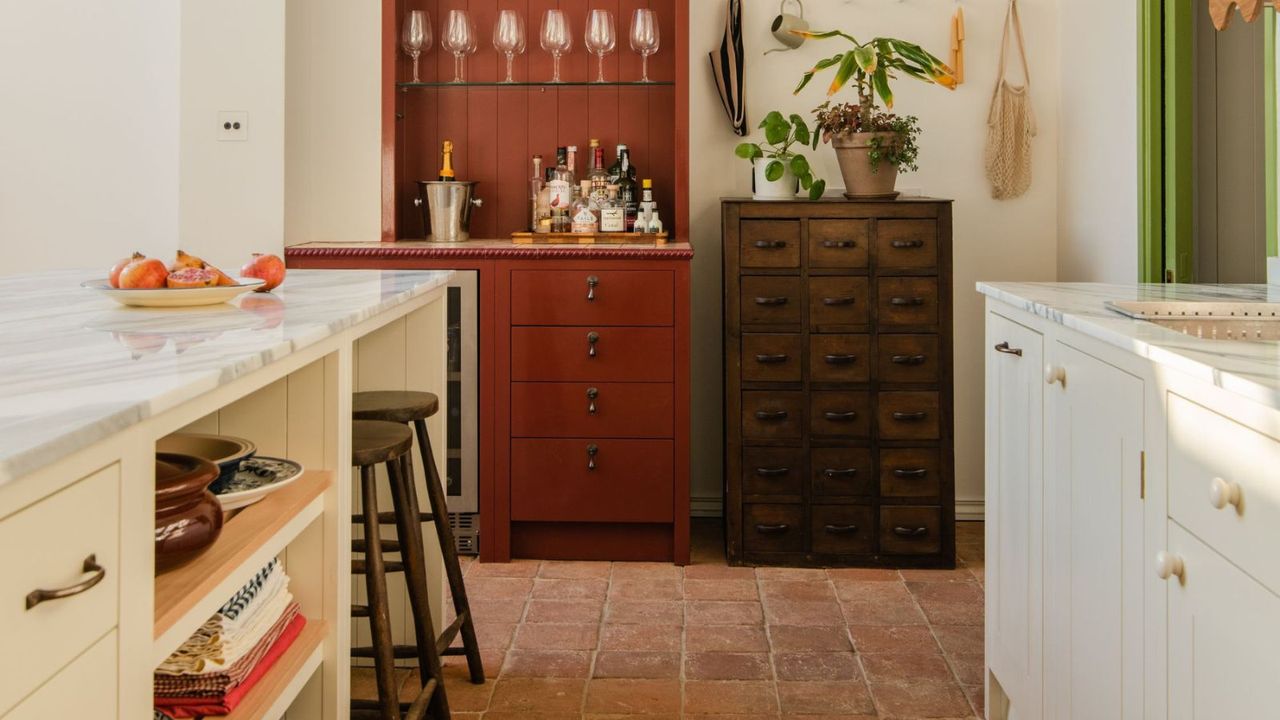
[511,270,674,326]
[511,327,674,382]
[511,382,674,438]
[511,438,674,522]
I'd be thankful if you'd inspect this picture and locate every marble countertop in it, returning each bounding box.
[979,281,1280,410]
[0,269,453,487]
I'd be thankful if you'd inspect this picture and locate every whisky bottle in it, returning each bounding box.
[566,145,579,187]
[547,147,574,233]
[589,143,609,202]
[530,155,548,233]
[600,185,626,232]
[616,148,638,231]
[438,140,456,181]
[607,143,627,184]
[570,180,600,233]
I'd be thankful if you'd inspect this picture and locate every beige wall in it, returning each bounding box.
[688,0,1061,517]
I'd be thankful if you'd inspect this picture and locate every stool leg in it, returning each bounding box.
[386,454,452,720]
[358,465,399,720]
[414,418,485,684]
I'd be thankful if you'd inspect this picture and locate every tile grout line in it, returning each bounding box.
[756,567,785,718]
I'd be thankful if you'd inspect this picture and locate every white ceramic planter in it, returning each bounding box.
[752,160,799,200]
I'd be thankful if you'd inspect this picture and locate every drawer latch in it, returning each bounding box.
[586,275,599,302]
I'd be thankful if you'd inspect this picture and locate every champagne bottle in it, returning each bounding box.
[438,140,456,181]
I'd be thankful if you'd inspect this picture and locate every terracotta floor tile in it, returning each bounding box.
[611,562,683,580]
[860,652,956,684]
[947,652,985,686]
[584,715,680,720]
[683,564,758,580]
[487,677,587,713]
[514,623,601,651]
[772,651,860,681]
[442,648,504,679]
[832,579,911,604]
[686,600,765,626]
[683,680,780,714]
[755,567,828,581]
[440,673,496,712]
[826,567,901,582]
[763,600,845,627]
[606,600,684,625]
[350,666,408,701]
[472,622,518,650]
[837,583,927,626]
[767,624,853,653]
[965,682,986,716]
[908,581,984,626]
[447,714,483,720]
[467,560,541,578]
[501,649,594,677]
[599,623,683,653]
[525,598,606,624]
[775,680,875,715]
[539,560,614,579]
[592,651,682,679]
[777,715,875,720]
[469,600,528,625]
[608,578,682,600]
[684,651,772,680]
[533,577,610,600]
[759,580,838,602]
[899,567,981,583]
[483,713,580,720]
[868,678,974,718]
[465,576,535,599]
[685,715,782,720]
[684,578,759,601]
[932,624,984,656]
[685,624,770,653]
[584,678,682,714]
[849,624,940,654]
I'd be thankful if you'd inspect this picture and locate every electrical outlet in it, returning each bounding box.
[217,111,248,142]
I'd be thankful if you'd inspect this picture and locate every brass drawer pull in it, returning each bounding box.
[823,354,858,365]
[823,411,859,422]
[892,411,928,422]
[893,468,929,479]
[26,555,106,610]
[587,444,598,471]
[891,354,927,366]
[892,526,929,538]
[587,331,600,357]
[586,275,599,301]
[822,296,857,306]
[755,524,790,534]
[755,466,791,477]
[889,296,926,307]
[754,296,790,306]
[890,239,925,249]
[821,239,856,249]
[994,341,1023,356]
[754,239,788,249]
[824,524,860,534]
[586,387,599,414]
[755,353,790,364]
[755,410,790,421]
[823,467,859,479]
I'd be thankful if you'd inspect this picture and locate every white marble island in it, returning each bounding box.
[0,269,453,720]
[980,282,1280,720]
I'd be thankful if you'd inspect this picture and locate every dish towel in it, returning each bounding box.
[154,602,300,697]
[984,0,1036,199]
[709,0,747,135]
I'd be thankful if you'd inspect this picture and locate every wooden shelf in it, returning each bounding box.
[224,619,327,720]
[153,470,333,661]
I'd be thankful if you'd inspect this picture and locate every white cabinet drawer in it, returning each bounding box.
[1168,394,1280,593]
[0,464,120,716]
[6,630,117,719]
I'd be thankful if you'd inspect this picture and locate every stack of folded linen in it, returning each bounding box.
[154,559,307,719]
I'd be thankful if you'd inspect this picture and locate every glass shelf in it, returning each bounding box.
[399,80,674,89]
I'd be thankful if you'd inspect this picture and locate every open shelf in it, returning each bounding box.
[153,470,333,663]
[399,80,673,88]
[223,619,327,720]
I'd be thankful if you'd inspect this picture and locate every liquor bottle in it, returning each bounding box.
[530,155,548,233]
[547,147,574,233]
[438,140,456,181]
[635,178,654,232]
[589,143,609,202]
[570,180,600,233]
[566,145,579,187]
[600,185,626,232]
[615,148,638,231]
[536,166,554,233]
[607,143,628,184]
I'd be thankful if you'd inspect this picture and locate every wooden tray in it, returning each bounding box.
[511,231,668,245]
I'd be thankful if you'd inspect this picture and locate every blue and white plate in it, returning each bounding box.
[212,456,304,511]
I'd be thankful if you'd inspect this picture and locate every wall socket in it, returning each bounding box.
[217,111,248,142]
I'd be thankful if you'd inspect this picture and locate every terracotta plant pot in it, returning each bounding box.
[831,131,901,199]
[752,160,799,200]
[155,452,224,571]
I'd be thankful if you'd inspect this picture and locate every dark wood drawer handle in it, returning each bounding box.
[892,526,930,538]
[755,353,790,364]
[755,410,790,421]
[586,387,598,414]
[889,296,926,307]
[823,411,859,422]
[586,275,599,301]
[890,239,926,249]
[823,354,858,365]
[755,524,791,534]
[587,443,598,471]
[821,239,856,249]
[823,468,859,479]
[26,555,106,610]
[824,524,860,535]
[994,341,1023,356]
[755,466,791,477]
[587,331,600,357]
[892,411,928,422]
[893,468,929,479]
[754,239,788,249]
[822,296,858,306]
[890,354,927,366]
[754,296,790,307]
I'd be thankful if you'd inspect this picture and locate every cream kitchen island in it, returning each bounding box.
[0,268,453,719]
[982,282,1280,720]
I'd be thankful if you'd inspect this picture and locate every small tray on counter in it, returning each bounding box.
[511,231,668,245]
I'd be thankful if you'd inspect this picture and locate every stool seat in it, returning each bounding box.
[353,391,440,424]
[352,420,413,467]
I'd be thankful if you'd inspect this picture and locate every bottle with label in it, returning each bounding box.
[530,155,549,233]
[438,140,456,181]
[607,143,627,184]
[570,180,600,233]
[600,185,626,232]
[635,178,655,232]
[566,145,578,187]
[547,147,574,233]
[616,148,638,231]
[589,143,609,202]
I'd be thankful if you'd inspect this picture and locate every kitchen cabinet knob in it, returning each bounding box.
[890,239,925,249]
[1044,364,1066,386]
[892,526,929,538]
[994,341,1023,356]
[822,296,858,306]
[891,354,927,366]
[755,353,790,364]
[889,296,925,307]
[822,239,856,249]
[823,354,858,365]
[824,524,860,534]
[823,468,858,479]
[587,331,600,357]
[755,524,790,534]
[755,410,789,421]
[754,240,787,249]
[587,443,599,471]
[754,466,791,478]
[1155,551,1185,581]
[586,275,599,301]
[26,555,106,610]
[892,411,927,422]
[823,411,858,422]
[893,468,928,479]
[754,296,790,307]
[586,387,599,414]
[1209,477,1242,510]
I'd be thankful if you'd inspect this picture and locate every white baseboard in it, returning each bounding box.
[956,497,985,522]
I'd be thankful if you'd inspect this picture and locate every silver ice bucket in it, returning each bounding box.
[415,180,483,242]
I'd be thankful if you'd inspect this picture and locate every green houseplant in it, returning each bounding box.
[794,32,954,198]
[735,111,826,200]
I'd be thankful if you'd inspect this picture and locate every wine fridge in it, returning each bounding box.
[444,270,480,554]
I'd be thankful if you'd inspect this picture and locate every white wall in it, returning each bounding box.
[0,0,180,273]
[689,0,1061,517]
[1057,0,1138,282]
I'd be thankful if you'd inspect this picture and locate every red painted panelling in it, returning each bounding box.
[511,326,675,382]
[511,438,674,522]
[510,382,674,438]
[647,84,676,234]
[496,88,532,237]
[509,268,673,326]
[511,522,674,562]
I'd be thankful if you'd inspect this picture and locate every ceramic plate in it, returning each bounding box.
[212,456,304,511]
[82,277,265,307]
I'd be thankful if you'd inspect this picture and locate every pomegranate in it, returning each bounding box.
[117,256,169,289]
[109,252,144,288]
[170,249,207,271]
[240,253,286,292]
[206,264,237,286]
[166,267,219,289]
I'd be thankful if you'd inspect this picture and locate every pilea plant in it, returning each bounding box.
[735,110,827,200]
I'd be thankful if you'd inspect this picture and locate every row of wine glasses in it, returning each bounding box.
[401,8,661,84]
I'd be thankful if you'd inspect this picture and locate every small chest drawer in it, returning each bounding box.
[0,464,120,716]
[743,447,805,496]
[742,334,803,383]
[743,504,805,553]
[877,335,940,383]
[810,276,870,326]
[878,392,941,440]
[811,447,874,496]
[879,448,942,498]
[511,327,673,382]
[511,438,673,523]
[741,219,801,268]
[741,276,803,325]
[742,391,804,440]
[876,219,938,269]
[809,219,870,268]
[810,391,872,438]
[511,382,673,438]
[511,270,673,326]
[810,334,871,383]
[811,506,875,555]
[877,277,939,326]
[880,506,943,555]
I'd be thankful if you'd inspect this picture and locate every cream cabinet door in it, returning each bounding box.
[7,630,117,720]
[1043,342,1145,720]
[984,311,1045,720]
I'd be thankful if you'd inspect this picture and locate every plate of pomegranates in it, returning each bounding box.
[84,250,283,307]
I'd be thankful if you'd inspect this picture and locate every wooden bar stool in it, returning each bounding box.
[350,419,450,720]
[353,390,485,684]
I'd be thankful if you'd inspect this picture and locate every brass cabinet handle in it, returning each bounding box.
[822,296,857,306]
[754,296,789,306]
[893,468,929,479]
[821,239,856,249]
[823,411,858,422]
[892,411,928,422]
[822,467,859,479]
[755,410,789,421]
[893,526,929,538]
[755,466,791,477]
[755,524,790,534]
[824,524,860,534]
[823,354,858,365]
[586,275,599,301]
[26,555,106,610]
[587,331,600,357]
[586,387,599,415]
[891,354,927,366]
[889,296,926,307]
[994,341,1023,356]
[755,353,790,364]
[754,240,787,249]
[587,444,599,471]
[890,239,925,249]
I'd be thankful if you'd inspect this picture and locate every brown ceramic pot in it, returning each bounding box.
[832,131,901,199]
[155,452,224,571]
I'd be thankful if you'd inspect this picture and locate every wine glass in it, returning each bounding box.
[629,8,660,82]
[585,9,616,83]
[540,9,572,83]
[402,11,431,84]
[493,9,526,83]
[442,9,476,83]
